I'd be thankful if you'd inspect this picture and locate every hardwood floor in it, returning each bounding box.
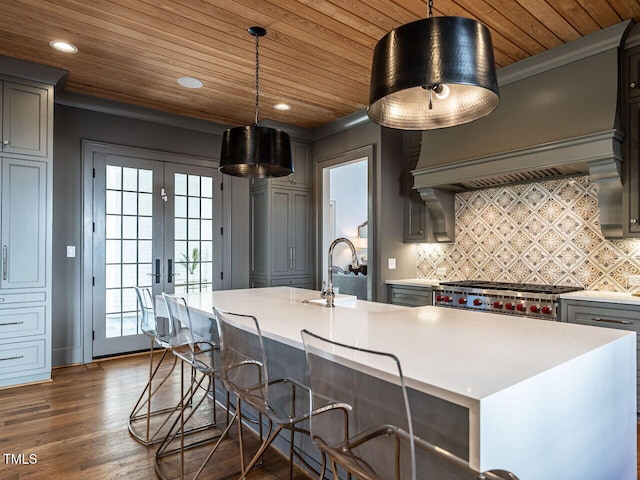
[1,353,639,479]
[0,353,311,480]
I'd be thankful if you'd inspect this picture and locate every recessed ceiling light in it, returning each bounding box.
[273,103,291,111]
[49,40,78,54]
[177,77,203,89]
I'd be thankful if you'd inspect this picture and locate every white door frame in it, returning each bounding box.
[81,140,231,363]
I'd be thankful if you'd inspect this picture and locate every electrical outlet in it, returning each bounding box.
[629,275,640,286]
[388,258,396,270]
[437,267,447,276]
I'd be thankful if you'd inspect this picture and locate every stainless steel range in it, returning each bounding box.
[432,280,584,320]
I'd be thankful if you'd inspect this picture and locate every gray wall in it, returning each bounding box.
[52,103,250,366]
[313,118,415,301]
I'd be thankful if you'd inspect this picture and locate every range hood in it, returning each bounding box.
[413,20,632,242]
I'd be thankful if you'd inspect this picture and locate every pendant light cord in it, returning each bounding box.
[254,32,260,125]
[428,0,433,18]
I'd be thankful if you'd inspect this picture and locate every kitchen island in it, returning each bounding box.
[176,286,636,480]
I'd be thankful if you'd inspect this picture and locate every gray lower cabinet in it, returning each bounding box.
[560,299,640,412]
[0,76,53,388]
[387,284,433,307]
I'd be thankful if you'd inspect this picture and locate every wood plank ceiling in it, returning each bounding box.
[0,0,639,129]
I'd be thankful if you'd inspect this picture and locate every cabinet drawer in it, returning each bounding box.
[566,305,640,331]
[0,291,46,304]
[0,306,45,339]
[0,339,46,380]
[388,286,432,307]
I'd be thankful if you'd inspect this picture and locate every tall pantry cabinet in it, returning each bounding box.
[250,140,313,289]
[0,78,53,388]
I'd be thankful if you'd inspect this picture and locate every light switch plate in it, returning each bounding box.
[388,258,396,270]
[629,275,640,286]
[66,246,76,258]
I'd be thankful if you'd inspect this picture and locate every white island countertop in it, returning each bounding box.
[178,287,636,479]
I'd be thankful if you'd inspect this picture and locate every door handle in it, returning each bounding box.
[2,245,7,281]
[146,258,161,284]
[167,259,180,283]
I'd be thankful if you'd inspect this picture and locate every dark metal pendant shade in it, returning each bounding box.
[219,125,293,178]
[368,16,500,130]
[218,26,293,178]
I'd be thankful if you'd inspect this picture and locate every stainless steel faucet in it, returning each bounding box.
[321,237,360,307]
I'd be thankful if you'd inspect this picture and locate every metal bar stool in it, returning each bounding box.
[129,286,179,446]
[212,306,325,479]
[155,293,231,480]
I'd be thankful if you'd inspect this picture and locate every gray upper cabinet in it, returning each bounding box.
[272,141,312,189]
[0,157,47,289]
[401,131,432,243]
[402,130,422,159]
[403,159,430,243]
[1,82,49,158]
[624,46,640,235]
[0,75,52,389]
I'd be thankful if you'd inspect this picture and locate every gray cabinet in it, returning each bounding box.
[561,299,640,412]
[1,157,47,289]
[0,77,52,388]
[403,158,431,243]
[272,141,312,189]
[387,284,433,307]
[624,46,640,234]
[1,82,49,158]
[250,143,313,289]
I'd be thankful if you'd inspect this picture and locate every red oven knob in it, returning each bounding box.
[458,297,467,304]
[541,306,552,315]
[505,302,515,310]
[530,305,540,314]
[493,301,503,309]
[516,303,526,312]
[436,295,443,302]
[473,299,482,306]
[444,296,453,303]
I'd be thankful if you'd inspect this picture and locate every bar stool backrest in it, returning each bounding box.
[162,293,197,365]
[301,329,416,480]
[134,286,158,339]
[213,307,271,406]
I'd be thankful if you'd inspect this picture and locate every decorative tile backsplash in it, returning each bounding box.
[417,175,640,292]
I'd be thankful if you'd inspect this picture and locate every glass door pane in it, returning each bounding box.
[163,163,222,295]
[93,154,163,357]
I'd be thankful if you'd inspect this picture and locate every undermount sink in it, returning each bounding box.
[307,296,358,308]
[305,296,402,312]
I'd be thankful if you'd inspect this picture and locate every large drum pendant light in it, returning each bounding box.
[219,27,293,178]
[367,1,499,130]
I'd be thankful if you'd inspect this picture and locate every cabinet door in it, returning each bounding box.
[403,160,429,242]
[290,190,312,276]
[250,187,268,276]
[0,157,47,289]
[628,101,640,233]
[271,189,292,275]
[273,141,311,189]
[2,83,48,158]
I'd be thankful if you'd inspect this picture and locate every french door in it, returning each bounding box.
[91,152,223,357]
